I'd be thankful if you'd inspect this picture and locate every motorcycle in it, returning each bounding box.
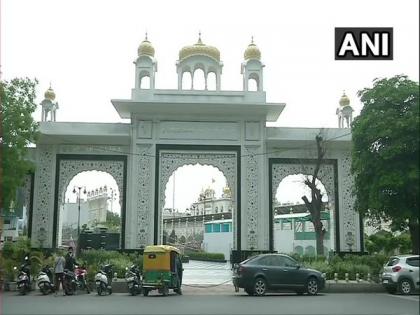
[75,265,90,294]
[125,264,142,296]
[63,269,77,295]
[15,256,31,295]
[37,266,54,295]
[95,264,113,296]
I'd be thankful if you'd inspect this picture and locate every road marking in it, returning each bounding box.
[385,293,420,302]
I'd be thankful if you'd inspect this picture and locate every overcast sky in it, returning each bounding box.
[2,0,419,212]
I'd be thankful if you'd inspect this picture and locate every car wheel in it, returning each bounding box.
[398,279,413,295]
[306,277,319,296]
[254,278,267,296]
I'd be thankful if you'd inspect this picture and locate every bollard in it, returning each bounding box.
[356,273,360,282]
[379,273,382,283]
[345,273,349,282]
[367,273,371,282]
[113,272,118,281]
[334,273,338,282]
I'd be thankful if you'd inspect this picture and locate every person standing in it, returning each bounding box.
[64,247,78,272]
[54,250,65,296]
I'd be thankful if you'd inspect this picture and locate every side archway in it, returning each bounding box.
[53,154,127,248]
[269,158,339,252]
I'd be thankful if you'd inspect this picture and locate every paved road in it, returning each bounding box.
[183,260,232,285]
[2,292,419,315]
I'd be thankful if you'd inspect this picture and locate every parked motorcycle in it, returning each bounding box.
[125,264,142,296]
[37,266,54,295]
[95,264,113,296]
[63,269,77,295]
[75,265,90,294]
[15,256,31,295]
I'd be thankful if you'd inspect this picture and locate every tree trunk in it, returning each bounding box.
[408,219,419,254]
[315,225,325,256]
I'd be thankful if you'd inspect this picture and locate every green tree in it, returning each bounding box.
[352,75,419,254]
[0,78,39,213]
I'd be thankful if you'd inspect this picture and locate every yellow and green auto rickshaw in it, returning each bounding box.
[142,245,183,296]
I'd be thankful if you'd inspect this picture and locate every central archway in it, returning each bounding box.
[155,145,241,251]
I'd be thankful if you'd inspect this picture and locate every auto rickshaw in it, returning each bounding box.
[142,245,183,296]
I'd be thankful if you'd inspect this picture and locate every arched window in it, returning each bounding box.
[193,68,205,90]
[247,78,258,91]
[182,72,192,90]
[207,72,217,90]
[140,76,150,89]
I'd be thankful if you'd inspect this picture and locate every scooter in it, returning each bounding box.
[95,264,113,296]
[15,256,31,295]
[37,266,54,295]
[63,269,77,295]
[75,265,90,294]
[125,264,142,296]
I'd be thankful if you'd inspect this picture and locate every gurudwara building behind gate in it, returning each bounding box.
[16,34,362,253]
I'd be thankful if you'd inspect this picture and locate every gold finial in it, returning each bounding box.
[145,31,148,41]
[251,36,254,44]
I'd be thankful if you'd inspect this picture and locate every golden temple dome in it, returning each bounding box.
[244,37,261,60]
[138,33,155,57]
[179,33,220,62]
[44,86,56,101]
[339,91,350,107]
[223,186,231,195]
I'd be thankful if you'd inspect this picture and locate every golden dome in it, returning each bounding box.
[339,91,350,107]
[138,34,155,57]
[179,34,220,62]
[223,186,231,194]
[44,86,56,101]
[244,38,261,60]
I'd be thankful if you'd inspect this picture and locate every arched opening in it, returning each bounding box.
[182,72,192,90]
[140,75,150,89]
[193,68,206,90]
[162,164,233,261]
[273,174,334,256]
[247,78,258,91]
[58,171,122,251]
[207,72,217,90]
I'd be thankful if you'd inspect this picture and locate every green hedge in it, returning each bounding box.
[185,251,225,261]
[290,253,388,281]
[78,249,143,281]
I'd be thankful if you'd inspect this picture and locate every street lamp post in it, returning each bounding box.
[72,186,87,243]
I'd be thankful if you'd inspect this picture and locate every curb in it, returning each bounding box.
[106,281,386,294]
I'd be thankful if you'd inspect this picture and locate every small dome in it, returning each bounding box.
[244,38,261,60]
[179,34,220,62]
[223,186,231,195]
[138,34,155,57]
[339,92,350,107]
[44,86,56,101]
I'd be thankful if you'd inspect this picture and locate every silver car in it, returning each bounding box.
[382,255,419,294]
